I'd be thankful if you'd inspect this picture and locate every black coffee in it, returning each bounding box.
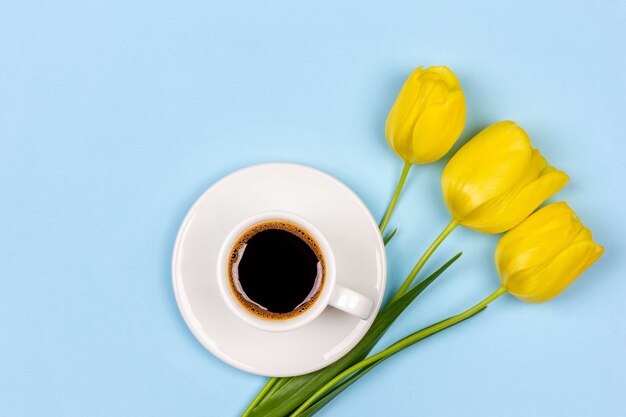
[228,220,325,320]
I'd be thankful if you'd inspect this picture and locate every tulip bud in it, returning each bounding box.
[385,66,466,164]
[495,202,604,303]
[442,121,569,234]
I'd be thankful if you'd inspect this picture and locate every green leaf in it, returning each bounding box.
[298,361,381,417]
[383,228,398,246]
[297,306,486,416]
[246,253,462,417]
[265,377,290,398]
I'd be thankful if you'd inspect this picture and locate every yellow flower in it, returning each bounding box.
[495,202,604,303]
[385,66,466,164]
[442,121,569,234]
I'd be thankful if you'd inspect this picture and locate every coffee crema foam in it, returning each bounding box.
[228,220,325,320]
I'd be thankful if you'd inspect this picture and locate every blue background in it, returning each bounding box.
[1,1,624,416]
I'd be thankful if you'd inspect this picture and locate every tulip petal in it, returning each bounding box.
[442,121,533,222]
[386,66,465,164]
[504,240,604,303]
[496,202,583,279]
[495,202,604,303]
[497,201,573,243]
[411,89,466,163]
[462,168,570,233]
[386,68,431,161]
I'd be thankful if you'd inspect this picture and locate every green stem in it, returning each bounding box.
[241,377,278,417]
[379,161,412,234]
[290,287,506,417]
[390,219,458,303]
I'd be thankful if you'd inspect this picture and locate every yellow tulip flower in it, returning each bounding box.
[442,121,570,234]
[385,66,466,164]
[495,202,604,303]
[379,66,466,233]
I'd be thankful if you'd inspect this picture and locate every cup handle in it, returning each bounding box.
[329,285,375,320]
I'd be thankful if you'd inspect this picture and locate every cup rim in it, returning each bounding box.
[216,210,336,332]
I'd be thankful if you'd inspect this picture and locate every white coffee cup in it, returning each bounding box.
[216,211,375,332]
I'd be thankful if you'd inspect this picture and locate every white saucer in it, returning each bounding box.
[172,163,386,376]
